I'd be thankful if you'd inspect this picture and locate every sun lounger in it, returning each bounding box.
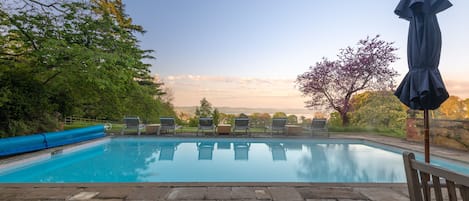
[233,118,250,135]
[266,118,287,135]
[159,117,180,135]
[121,116,145,135]
[308,118,329,137]
[197,117,215,136]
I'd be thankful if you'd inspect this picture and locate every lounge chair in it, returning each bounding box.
[233,118,250,135]
[403,152,469,201]
[197,117,215,136]
[121,116,145,135]
[307,118,329,137]
[266,118,287,135]
[158,117,180,135]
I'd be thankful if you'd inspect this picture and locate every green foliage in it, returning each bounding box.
[327,112,343,127]
[249,113,271,128]
[212,108,220,125]
[435,96,465,120]
[195,97,213,118]
[273,112,287,118]
[0,0,175,137]
[349,91,406,131]
[287,115,298,124]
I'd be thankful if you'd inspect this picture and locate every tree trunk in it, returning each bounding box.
[341,112,350,126]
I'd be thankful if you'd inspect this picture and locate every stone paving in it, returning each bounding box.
[1,132,468,201]
[0,183,410,201]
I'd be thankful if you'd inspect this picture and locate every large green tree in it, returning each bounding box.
[0,0,174,136]
[349,91,407,132]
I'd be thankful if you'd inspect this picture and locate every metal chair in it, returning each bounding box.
[121,116,144,135]
[233,118,250,135]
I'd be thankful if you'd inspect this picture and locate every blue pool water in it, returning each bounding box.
[0,137,467,183]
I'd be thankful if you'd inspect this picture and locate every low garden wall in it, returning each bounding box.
[406,118,469,151]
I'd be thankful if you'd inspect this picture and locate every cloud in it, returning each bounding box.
[444,79,469,99]
[159,74,307,108]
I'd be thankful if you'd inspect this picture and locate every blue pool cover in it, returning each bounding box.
[0,125,106,156]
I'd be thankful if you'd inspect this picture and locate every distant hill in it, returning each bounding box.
[174,106,315,118]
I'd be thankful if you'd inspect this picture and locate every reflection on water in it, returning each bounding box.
[234,142,250,160]
[197,142,214,160]
[268,143,287,161]
[134,140,407,182]
[4,138,466,183]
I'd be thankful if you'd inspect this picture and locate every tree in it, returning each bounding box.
[349,91,407,131]
[0,0,175,136]
[287,115,298,124]
[437,96,464,120]
[273,112,287,118]
[296,35,398,126]
[238,113,249,118]
[195,97,213,117]
[212,108,220,125]
[464,99,469,119]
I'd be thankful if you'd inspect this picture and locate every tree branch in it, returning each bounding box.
[42,71,62,85]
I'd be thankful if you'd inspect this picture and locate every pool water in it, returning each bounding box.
[0,137,467,183]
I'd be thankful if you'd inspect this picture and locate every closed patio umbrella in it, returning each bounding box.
[394,0,452,163]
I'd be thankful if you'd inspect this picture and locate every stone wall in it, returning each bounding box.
[406,118,469,151]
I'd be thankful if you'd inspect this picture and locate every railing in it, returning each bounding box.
[403,152,469,201]
[64,116,111,125]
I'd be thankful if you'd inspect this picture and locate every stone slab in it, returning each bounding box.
[356,187,409,201]
[206,187,232,200]
[268,187,303,201]
[167,187,207,200]
[231,187,256,199]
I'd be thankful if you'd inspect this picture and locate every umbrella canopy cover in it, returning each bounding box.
[394,0,451,110]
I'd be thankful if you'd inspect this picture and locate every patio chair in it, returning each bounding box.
[158,117,180,135]
[121,116,145,135]
[403,152,469,201]
[197,117,215,136]
[266,118,287,135]
[233,118,250,135]
[307,118,329,137]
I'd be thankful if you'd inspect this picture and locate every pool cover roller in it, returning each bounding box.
[0,125,105,156]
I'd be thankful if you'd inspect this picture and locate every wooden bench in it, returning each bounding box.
[403,151,469,201]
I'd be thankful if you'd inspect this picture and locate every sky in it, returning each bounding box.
[123,0,469,109]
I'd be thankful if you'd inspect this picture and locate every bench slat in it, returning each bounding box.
[446,180,457,201]
[460,185,469,201]
[432,175,444,201]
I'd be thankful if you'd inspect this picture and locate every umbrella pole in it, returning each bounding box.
[424,109,430,163]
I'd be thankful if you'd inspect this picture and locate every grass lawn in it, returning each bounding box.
[64,121,405,138]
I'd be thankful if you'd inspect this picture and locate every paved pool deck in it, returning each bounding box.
[0,132,467,201]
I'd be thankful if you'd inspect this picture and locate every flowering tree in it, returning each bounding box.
[296,35,398,126]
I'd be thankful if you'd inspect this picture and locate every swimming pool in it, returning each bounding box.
[0,137,468,183]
